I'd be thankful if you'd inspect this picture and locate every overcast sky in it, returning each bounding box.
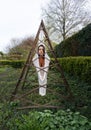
[0,0,91,53]
[0,0,50,52]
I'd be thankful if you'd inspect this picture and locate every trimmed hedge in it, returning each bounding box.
[59,56,91,83]
[54,23,91,57]
[0,56,91,82]
[0,60,24,68]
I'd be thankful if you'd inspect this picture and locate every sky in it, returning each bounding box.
[0,0,91,53]
[0,0,50,52]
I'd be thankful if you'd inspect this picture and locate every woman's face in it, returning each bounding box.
[38,46,44,56]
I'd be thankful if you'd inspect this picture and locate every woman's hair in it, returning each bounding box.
[38,44,45,56]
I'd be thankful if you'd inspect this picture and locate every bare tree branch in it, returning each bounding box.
[42,0,91,41]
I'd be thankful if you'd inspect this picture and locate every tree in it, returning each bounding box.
[0,51,4,59]
[42,0,91,41]
[7,36,34,59]
[54,23,91,57]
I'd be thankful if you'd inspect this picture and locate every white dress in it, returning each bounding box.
[32,53,50,96]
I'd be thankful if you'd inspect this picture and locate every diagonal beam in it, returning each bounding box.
[41,20,73,98]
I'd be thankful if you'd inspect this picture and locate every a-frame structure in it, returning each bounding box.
[10,20,73,109]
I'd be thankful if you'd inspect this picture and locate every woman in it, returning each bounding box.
[32,44,50,96]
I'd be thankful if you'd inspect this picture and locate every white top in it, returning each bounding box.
[32,52,50,96]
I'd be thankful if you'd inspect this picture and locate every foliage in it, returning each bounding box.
[7,37,34,60]
[0,51,4,59]
[58,56,91,83]
[0,56,91,78]
[0,56,91,125]
[0,60,25,68]
[0,103,91,130]
[55,23,91,57]
[0,67,21,103]
[66,74,91,120]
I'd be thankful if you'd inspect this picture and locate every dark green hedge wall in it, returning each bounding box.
[0,56,91,83]
[59,56,91,83]
[0,60,24,68]
[54,23,91,57]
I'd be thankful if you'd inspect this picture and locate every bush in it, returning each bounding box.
[0,60,25,68]
[55,23,91,57]
[0,56,91,82]
[59,56,91,83]
[0,103,91,130]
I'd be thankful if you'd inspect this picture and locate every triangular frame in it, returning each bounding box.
[10,20,73,109]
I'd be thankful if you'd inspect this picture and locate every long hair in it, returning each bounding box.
[38,44,45,57]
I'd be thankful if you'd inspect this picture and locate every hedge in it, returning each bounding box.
[0,60,25,68]
[59,56,91,83]
[0,56,91,83]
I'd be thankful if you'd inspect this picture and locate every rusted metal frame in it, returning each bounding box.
[27,69,36,77]
[11,69,35,84]
[22,70,37,86]
[44,41,51,50]
[13,87,66,109]
[21,61,35,90]
[15,84,50,101]
[38,39,44,44]
[11,21,43,99]
[21,63,64,88]
[47,50,54,53]
[20,82,38,90]
[10,54,33,100]
[14,86,39,100]
[12,48,34,95]
[14,92,65,109]
[49,62,61,69]
[22,82,64,87]
[36,66,49,73]
[16,85,67,101]
[41,99,63,106]
[10,52,31,98]
[22,99,61,107]
[17,105,63,110]
[41,20,73,98]
[11,20,72,109]
[17,98,60,107]
[19,98,42,107]
[21,22,46,89]
[13,83,67,102]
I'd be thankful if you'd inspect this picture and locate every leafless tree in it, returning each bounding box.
[7,38,21,54]
[7,36,34,59]
[42,0,91,41]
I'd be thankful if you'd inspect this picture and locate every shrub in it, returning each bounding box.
[0,60,24,68]
[55,23,91,57]
[59,56,91,83]
[0,103,91,130]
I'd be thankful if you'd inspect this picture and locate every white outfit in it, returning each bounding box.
[32,52,50,96]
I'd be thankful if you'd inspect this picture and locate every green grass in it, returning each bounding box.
[0,67,21,103]
[0,67,6,73]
